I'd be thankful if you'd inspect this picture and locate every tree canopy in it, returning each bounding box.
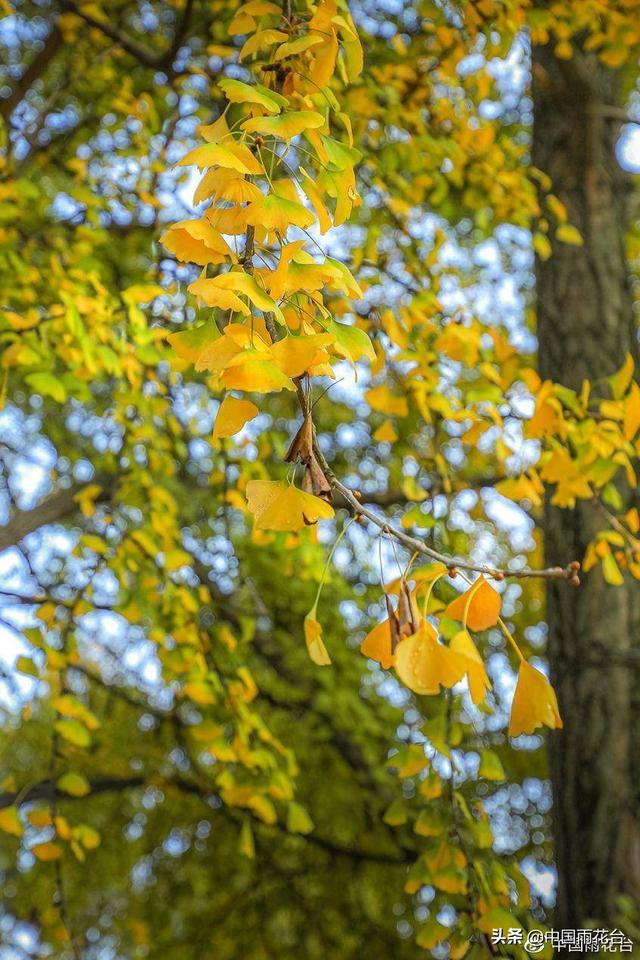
[1,1,640,957]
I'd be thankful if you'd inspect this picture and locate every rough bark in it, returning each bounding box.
[532,45,640,926]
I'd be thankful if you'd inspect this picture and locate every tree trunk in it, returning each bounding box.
[532,44,640,927]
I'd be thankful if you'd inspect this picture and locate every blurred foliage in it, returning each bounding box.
[0,1,639,957]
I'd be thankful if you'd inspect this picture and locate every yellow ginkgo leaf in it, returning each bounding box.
[360,617,393,669]
[222,352,295,393]
[208,204,253,236]
[239,28,288,60]
[177,142,264,175]
[508,660,562,737]
[373,420,397,443]
[197,113,231,143]
[246,480,334,531]
[218,77,284,114]
[225,320,271,348]
[270,334,333,378]
[395,622,467,695]
[328,319,376,364]
[241,111,325,140]
[449,630,491,704]
[213,396,259,439]
[228,12,256,35]
[304,613,331,665]
[365,385,408,417]
[246,194,315,234]
[216,272,283,322]
[261,240,306,299]
[195,169,263,206]
[445,576,501,632]
[161,220,234,266]
[275,34,324,60]
[219,178,264,205]
[188,277,250,314]
[194,332,243,373]
[300,168,332,234]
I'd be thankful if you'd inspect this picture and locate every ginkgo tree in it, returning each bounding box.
[1,0,639,957]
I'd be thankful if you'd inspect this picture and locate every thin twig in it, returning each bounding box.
[294,382,575,582]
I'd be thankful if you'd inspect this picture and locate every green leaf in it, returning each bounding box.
[416,919,450,950]
[219,78,282,113]
[25,372,67,403]
[608,353,634,399]
[0,806,23,837]
[602,552,624,586]
[382,799,407,826]
[58,772,91,797]
[324,258,363,298]
[54,719,92,748]
[286,802,314,834]
[239,818,255,859]
[15,655,38,677]
[479,749,506,781]
[328,319,374,364]
[320,136,362,170]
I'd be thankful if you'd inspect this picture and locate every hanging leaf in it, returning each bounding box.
[449,630,491,704]
[328,319,375,364]
[360,617,393,669]
[303,612,331,665]
[271,334,333,378]
[395,622,467,695]
[508,660,563,737]
[177,142,264,175]
[445,576,501,632]
[213,396,259,439]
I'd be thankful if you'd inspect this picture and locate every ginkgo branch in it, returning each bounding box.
[333,473,577,582]
[295,384,577,582]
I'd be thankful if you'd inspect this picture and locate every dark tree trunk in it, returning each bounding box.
[532,44,640,927]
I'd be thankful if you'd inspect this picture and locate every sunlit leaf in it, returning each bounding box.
[395,622,467,695]
[508,660,563,737]
[303,613,331,665]
[219,78,283,113]
[445,576,501,632]
[246,480,334,531]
